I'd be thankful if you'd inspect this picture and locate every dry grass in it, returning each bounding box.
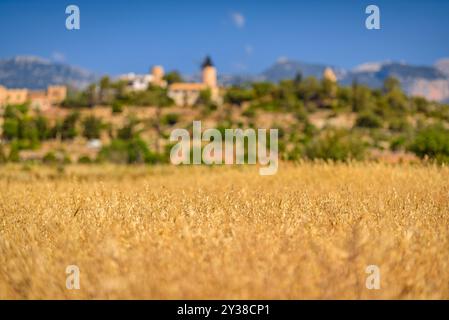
[0,162,448,299]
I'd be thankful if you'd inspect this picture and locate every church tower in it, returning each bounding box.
[201,56,217,88]
[151,65,165,86]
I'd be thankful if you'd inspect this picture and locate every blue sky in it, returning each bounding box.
[1,0,448,75]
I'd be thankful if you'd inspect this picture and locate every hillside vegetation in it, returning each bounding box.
[1,76,449,165]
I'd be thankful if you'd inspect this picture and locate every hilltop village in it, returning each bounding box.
[0,56,447,165]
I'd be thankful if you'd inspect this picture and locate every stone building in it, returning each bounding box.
[0,87,28,105]
[323,67,337,82]
[0,85,67,110]
[168,56,221,106]
[47,85,67,105]
[151,65,166,87]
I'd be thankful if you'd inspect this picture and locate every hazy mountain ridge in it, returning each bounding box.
[260,59,342,82]
[0,56,97,90]
[435,58,449,78]
[2,55,449,102]
[247,59,449,103]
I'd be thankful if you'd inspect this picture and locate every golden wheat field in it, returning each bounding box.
[0,162,448,299]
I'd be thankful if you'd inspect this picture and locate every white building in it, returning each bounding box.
[119,73,154,91]
[118,66,166,91]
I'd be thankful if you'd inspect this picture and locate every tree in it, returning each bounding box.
[112,101,124,113]
[18,116,39,148]
[86,84,98,107]
[8,141,20,162]
[2,118,19,140]
[161,113,180,126]
[383,77,401,93]
[117,118,139,140]
[99,76,111,91]
[197,89,212,106]
[409,124,449,163]
[61,86,94,108]
[98,138,157,164]
[82,116,102,139]
[385,87,408,112]
[35,115,50,140]
[305,129,366,161]
[298,77,320,102]
[252,82,275,98]
[111,80,128,101]
[99,76,113,104]
[224,87,254,106]
[321,78,337,100]
[55,112,80,140]
[355,112,383,128]
[163,71,183,85]
[294,72,303,84]
[351,85,374,112]
[0,144,6,163]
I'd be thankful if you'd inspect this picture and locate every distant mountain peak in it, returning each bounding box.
[0,55,97,90]
[276,56,290,64]
[260,59,344,83]
[11,55,51,64]
[435,58,449,78]
[353,61,385,73]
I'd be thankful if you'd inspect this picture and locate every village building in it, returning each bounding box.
[168,57,221,106]
[0,87,28,106]
[0,85,67,110]
[323,67,337,82]
[119,65,167,91]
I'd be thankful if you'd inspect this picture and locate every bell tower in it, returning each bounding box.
[201,56,217,88]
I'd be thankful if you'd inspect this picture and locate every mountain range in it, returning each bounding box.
[1,55,449,103]
[0,56,97,90]
[235,58,449,103]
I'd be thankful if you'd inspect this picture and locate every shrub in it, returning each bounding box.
[19,117,40,147]
[117,118,139,140]
[161,113,179,126]
[242,107,256,118]
[52,112,80,140]
[389,117,411,132]
[201,102,218,117]
[287,145,303,161]
[355,112,383,128]
[408,124,449,163]
[2,119,19,140]
[0,144,6,163]
[250,101,279,112]
[82,116,102,139]
[112,101,124,114]
[78,155,93,164]
[163,71,183,85]
[43,151,71,165]
[224,87,254,106]
[305,129,366,161]
[197,89,212,105]
[390,136,408,151]
[98,138,157,164]
[35,115,50,140]
[43,152,58,164]
[8,142,20,162]
[252,82,275,98]
[5,103,29,116]
[98,139,129,164]
[61,90,91,108]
